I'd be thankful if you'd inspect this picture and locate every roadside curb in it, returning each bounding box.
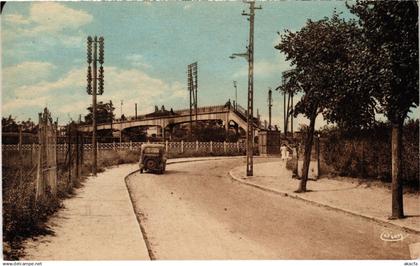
[124,168,155,260]
[124,156,245,260]
[228,168,420,235]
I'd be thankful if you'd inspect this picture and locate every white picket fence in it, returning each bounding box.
[2,141,247,154]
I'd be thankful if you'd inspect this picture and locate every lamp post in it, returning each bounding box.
[230,1,261,177]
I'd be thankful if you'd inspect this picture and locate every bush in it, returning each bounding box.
[320,120,419,189]
[3,179,61,260]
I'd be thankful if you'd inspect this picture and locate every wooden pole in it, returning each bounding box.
[92,37,98,176]
[36,113,44,200]
[18,125,23,184]
[68,124,72,188]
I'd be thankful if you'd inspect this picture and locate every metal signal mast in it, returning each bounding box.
[188,62,198,140]
[87,36,104,176]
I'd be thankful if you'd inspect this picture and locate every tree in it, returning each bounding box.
[275,13,376,192]
[348,1,419,218]
[85,100,115,124]
[2,115,18,132]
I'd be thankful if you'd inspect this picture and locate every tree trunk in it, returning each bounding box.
[390,121,404,219]
[296,110,317,193]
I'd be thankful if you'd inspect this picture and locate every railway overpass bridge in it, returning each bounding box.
[78,103,260,138]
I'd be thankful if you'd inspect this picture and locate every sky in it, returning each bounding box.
[2,0,392,129]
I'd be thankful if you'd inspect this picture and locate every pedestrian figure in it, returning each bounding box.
[280,144,288,161]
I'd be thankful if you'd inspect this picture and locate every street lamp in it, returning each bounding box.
[229,1,261,177]
[229,52,249,61]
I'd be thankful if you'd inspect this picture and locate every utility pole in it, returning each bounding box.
[279,69,295,138]
[283,91,286,135]
[230,1,261,176]
[187,62,198,140]
[120,100,123,144]
[135,103,138,119]
[233,80,238,109]
[291,93,294,138]
[244,1,261,176]
[87,36,104,176]
[268,88,272,131]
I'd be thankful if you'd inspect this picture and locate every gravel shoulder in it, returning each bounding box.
[22,164,150,260]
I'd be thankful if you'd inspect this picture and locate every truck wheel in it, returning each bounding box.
[140,168,143,173]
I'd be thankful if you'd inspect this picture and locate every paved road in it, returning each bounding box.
[126,158,420,259]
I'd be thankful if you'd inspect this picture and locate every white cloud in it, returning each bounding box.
[125,54,152,69]
[233,57,291,78]
[15,68,84,98]
[4,65,188,120]
[3,61,56,90]
[2,96,50,113]
[3,2,92,47]
[3,14,30,25]
[26,2,92,35]
[58,99,91,114]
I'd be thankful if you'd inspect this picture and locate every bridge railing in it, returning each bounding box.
[109,105,228,124]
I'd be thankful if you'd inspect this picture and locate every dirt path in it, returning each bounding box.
[127,158,420,259]
[22,164,150,260]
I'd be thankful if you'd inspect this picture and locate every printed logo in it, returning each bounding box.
[380,230,406,242]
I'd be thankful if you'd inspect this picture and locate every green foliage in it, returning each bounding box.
[2,116,36,133]
[276,12,376,129]
[348,1,419,123]
[84,100,115,124]
[320,120,419,188]
[2,115,19,132]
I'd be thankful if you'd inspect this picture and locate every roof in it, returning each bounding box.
[141,143,165,150]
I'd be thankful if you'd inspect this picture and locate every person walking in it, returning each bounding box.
[280,144,288,161]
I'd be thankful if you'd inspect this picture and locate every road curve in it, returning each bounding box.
[126,157,419,259]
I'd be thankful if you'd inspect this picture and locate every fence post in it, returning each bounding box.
[80,136,84,176]
[165,140,169,153]
[210,141,213,153]
[237,141,240,153]
[75,130,80,180]
[130,140,133,151]
[31,143,36,166]
[68,126,72,189]
[36,113,44,200]
[196,140,199,152]
[224,141,227,154]
[181,140,184,153]
[113,141,116,150]
[18,125,23,183]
